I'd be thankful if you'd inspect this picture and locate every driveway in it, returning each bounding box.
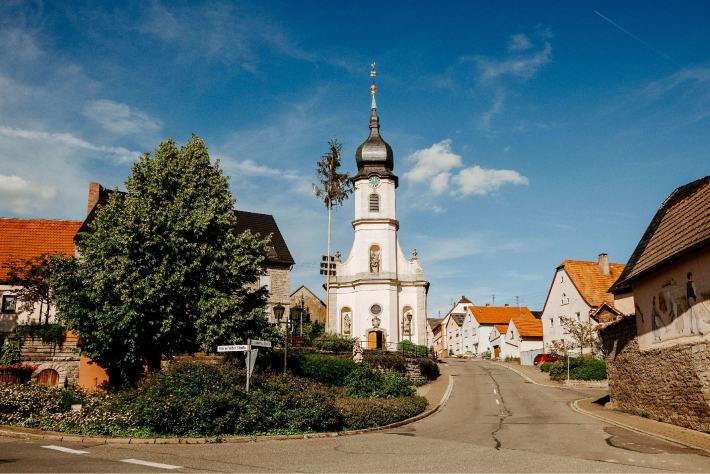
[1,360,708,473]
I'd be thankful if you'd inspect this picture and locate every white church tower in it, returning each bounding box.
[328,70,429,348]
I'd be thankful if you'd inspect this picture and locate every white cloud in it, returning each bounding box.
[508,34,533,52]
[83,100,162,135]
[0,173,56,214]
[451,166,528,196]
[431,205,445,214]
[472,42,552,80]
[0,126,141,163]
[478,89,506,132]
[507,271,544,281]
[404,139,528,197]
[403,139,463,193]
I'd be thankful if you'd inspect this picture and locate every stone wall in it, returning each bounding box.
[602,316,710,432]
[19,335,81,387]
[372,357,429,383]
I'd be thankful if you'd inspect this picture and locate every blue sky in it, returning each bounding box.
[2,1,710,316]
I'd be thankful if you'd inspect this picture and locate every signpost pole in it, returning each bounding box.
[284,323,288,375]
[246,339,252,394]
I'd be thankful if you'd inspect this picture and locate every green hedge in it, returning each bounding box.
[336,396,428,429]
[296,355,358,386]
[15,323,65,346]
[417,358,439,380]
[344,364,414,398]
[362,351,407,373]
[548,358,607,381]
[396,340,429,357]
[312,333,357,352]
[539,362,553,373]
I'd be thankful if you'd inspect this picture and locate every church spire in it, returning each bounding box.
[370,62,377,110]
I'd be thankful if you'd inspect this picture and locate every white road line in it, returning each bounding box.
[495,399,499,405]
[41,445,90,454]
[122,459,182,470]
[493,389,497,394]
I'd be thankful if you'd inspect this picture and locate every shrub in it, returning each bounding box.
[362,351,407,373]
[548,357,606,381]
[396,340,428,357]
[539,362,553,373]
[15,323,65,346]
[0,343,21,366]
[302,321,325,346]
[344,364,414,398]
[297,355,358,386]
[417,358,439,380]
[336,396,428,429]
[313,332,357,352]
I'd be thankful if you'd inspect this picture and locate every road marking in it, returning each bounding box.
[496,399,499,405]
[41,445,90,454]
[494,389,497,394]
[121,459,182,469]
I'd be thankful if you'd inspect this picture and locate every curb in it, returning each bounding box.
[570,399,710,455]
[489,362,552,387]
[0,375,454,445]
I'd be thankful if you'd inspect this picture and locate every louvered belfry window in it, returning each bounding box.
[369,194,379,212]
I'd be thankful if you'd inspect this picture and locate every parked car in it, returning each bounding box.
[533,353,560,365]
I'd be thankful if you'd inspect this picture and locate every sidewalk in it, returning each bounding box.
[417,362,455,406]
[491,361,608,389]
[575,397,710,453]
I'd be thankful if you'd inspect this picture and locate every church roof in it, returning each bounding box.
[355,91,396,185]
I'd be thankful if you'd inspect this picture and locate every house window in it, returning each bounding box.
[561,293,569,305]
[1,295,15,313]
[510,331,514,339]
[259,275,271,292]
[369,194,380,212]
[549,318,554,328]
[464,330,468,338]
[575,312,581,322]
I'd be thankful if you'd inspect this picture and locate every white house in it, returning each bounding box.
[439,296,473,356]
[504,318,543,361]
[461,304,536,357]
[540,254,631,353]
[328,85,429,348]
[488,324,509,359]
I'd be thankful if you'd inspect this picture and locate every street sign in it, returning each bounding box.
[217,345,248,352]
[250,339,272,348]
[247,349,258,374]
[568,351,580,359]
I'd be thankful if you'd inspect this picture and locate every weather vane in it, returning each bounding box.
[370,62,377,102]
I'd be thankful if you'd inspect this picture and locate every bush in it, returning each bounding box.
[302,321,325,346]
[0,343,21,366]
[336,396,428,429]
[539,362,553,372]
[297,355,358,386]
[344,364,414,398]
[15,323,65,346]
[313,332,357,352]
[417,358,439,380]
[396,340,429,357]
[362,351,407,373]
[548,358,606,381]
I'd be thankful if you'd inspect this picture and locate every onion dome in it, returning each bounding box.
[355,77,397,185]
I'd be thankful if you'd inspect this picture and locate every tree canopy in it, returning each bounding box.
[50,135,278,388]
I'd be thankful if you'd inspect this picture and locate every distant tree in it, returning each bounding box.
[559,316,599,357]
[3,255,53,324]
[50,135,279,389]
[312,137,354,331]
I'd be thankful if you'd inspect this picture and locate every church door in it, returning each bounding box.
[368,331,384,350]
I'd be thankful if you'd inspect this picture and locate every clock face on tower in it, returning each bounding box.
[368,176,380,189]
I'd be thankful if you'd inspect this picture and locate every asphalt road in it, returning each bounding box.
[2,360,709,473]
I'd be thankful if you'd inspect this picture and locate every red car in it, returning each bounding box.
[533,353,561,365]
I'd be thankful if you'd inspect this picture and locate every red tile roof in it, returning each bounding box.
[0,218,82,281]
[559,260,625,307]
[493,324,509,335]
[470,306,535,325]
[511,318,543,338]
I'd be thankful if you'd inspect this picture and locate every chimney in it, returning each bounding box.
[486,303,490,307]
[505,304,509,307]
[87,182,103,216]
[598,253,610,276]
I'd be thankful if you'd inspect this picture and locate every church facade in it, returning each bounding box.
[328,86,429,348]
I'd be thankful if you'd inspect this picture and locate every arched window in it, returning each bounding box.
[369,194,380,212]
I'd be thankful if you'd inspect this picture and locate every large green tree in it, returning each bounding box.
[50,136,277,388]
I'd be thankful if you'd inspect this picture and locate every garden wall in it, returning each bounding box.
[19,334,80,387]
[602,316,710,432]
[372,357,430,382]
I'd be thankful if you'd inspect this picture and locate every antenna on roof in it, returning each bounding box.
[492,294,495,306]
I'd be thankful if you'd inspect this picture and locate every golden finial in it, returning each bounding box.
[369,62,377,105]
[370,62,377,77]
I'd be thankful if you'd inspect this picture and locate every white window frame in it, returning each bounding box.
[549,318,554,328]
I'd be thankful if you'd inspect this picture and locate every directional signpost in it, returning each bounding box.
[250,339,272,348]
[217,342,270,393]
[217,345,248,352]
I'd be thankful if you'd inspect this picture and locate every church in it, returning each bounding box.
[328,79,429,349]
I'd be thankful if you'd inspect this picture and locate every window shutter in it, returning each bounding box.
[369,194,379,212]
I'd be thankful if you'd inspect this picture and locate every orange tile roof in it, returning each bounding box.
[470,306,535,325]
[493,324,508,334]
[511,318,543,338]
[558,260,625,308]
[0,218,82,281]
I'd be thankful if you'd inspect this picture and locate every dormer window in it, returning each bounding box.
[561,294,569,305]
[369,194,380,212]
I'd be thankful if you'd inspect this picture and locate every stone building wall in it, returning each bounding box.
[290,286,327,325]
[602,316,710,433]
[372,358,429,382]
[19,335,81,387]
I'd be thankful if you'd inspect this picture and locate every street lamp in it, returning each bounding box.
[290,305,302,337]
[273,303,288,375]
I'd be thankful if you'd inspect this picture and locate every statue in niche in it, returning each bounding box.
[370,248,380,273]
[403,312,412,335]
[343,313,351,334]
